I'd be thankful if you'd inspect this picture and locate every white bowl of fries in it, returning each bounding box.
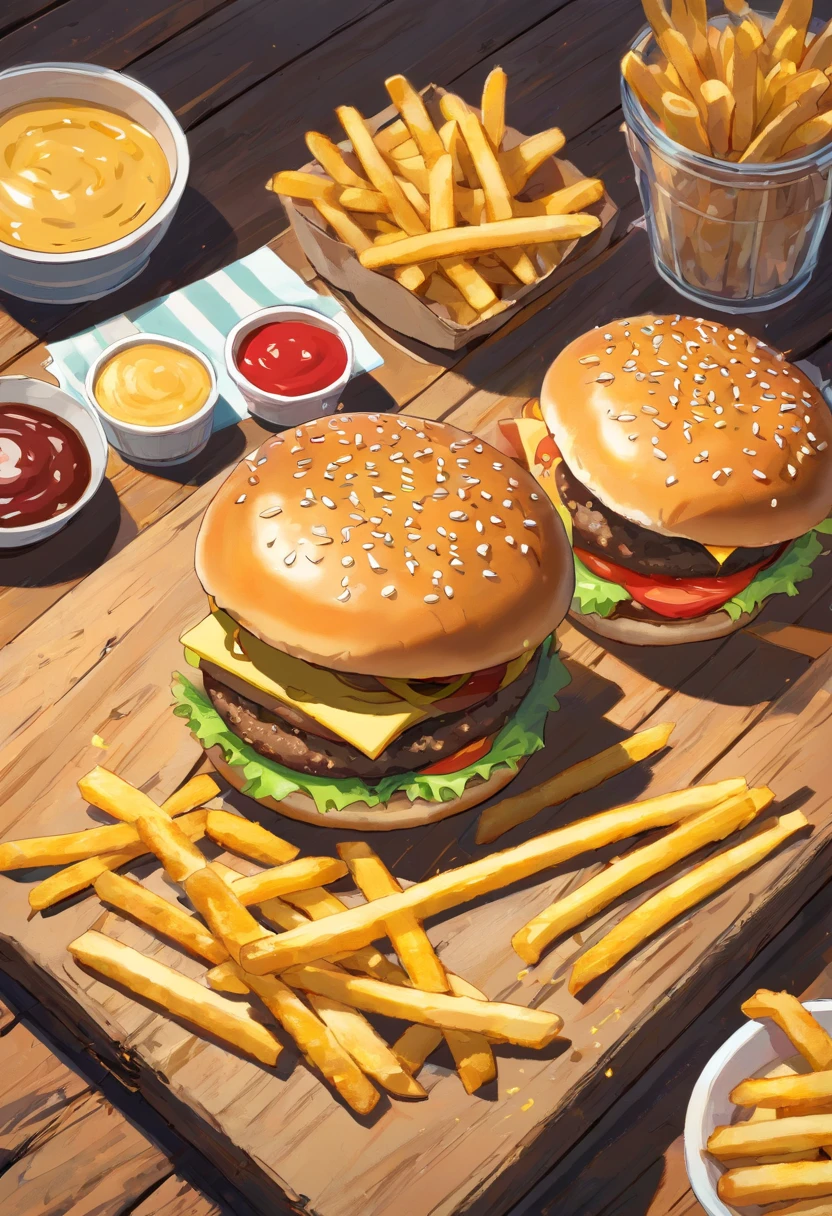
[269,73,616,350]
[622,1,832,311]
[686,992,832,1214]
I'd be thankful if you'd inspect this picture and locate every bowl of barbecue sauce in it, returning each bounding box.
[0,377,107,547]
[225,305,353,425]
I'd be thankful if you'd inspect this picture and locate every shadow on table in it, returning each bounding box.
[0,478,126,590]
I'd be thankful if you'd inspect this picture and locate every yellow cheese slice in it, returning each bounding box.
[704,545,736,569]
[181,611,427,761]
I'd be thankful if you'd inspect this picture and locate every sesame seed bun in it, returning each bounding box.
[541,315,832,549]
[206,745,528,829]
[195,413,574,678]
[569,602,763,647]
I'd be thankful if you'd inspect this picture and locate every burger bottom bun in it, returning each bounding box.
[204,744,527,831]
[569,602,763,647]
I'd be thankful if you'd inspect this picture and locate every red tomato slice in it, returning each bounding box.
[575,546,782,620]
[421,735,494,775]
[431,663,507,712]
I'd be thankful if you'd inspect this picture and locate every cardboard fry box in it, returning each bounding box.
[281,85,619,351]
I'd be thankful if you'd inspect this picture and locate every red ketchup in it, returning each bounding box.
[0,404,91,528]
[237,321,347,397]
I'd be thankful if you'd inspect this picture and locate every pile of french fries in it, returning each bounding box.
[626,0,832,162]
[623,0,832,301]
[709,990,832,1208]
[267,70,604,326]
[0,730,807,1116]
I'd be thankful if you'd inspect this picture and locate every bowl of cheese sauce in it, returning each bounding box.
[87,336,217,466]
[0,63,189,303]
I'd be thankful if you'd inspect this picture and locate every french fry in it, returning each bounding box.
[718,24,737,89]
[423,273,479,324]
[512,787,770,965]
[384,75,445,168]
[229,965,380,1114]
[701,79,736,156]
[482,66,508,150]
[361,215,399,234]
[279,888,408,983]
[281,961,562,1048]
[136,814,207,883]
[267,170,336,202]
[429,153,455,231]
[336,106,424,235]
[642,0,673,39]
[760,64,819,126]
[28,810,209,911]
[759,59,798,126]
[476,722,678,844]
[741,75,828,161]
[709,1113,832,1159]
[498,127,567,194]
[659,29,708,117]
[767,0,812,58]
[741,990,832,1070]
[390,138,419,160]
[205,810,299,867]
[185,866,270,963]
[338,186,390,212]
[474,260,520,285]
[440,119,478,187]
[769,1199,832,1215]
[69,931,281,1067]
[0,820,171,870]
[772,24,805,66]
[395,171,431,214]
[732,20,762,149]
[569,812,808,995]
[201,872,423,1100]
[392,974,489,1073]
[686,0,712,75]
[162,775,219,816]
[783,109,832,152]
[731,1069,832,1111]
[454,185,486,224]
[338,842,495,1095]
[803,19,832,72]
[358,213,599,268]
[79,767,176,824]
[373,118,409,154]
[241,786,734,974]
[661,91,712,153]
[441,261,497,311]
[718,1159,832,1204]
[622,51,689,115]
[313,198,373,252]
[305,131,369,189]
[228,856,348,906]
[94,871,228,964]
[440,94,513,220]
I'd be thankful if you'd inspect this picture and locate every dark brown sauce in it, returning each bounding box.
[0,403,91,527]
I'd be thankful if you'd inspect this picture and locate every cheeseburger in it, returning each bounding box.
[539,315,832,645]
[173,413,573,829]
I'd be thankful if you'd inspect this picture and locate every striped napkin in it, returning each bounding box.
[46,247,383,431]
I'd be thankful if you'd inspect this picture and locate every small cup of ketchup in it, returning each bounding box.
[225,305,353,425]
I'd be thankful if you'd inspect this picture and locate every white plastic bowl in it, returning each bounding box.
[0,376,108,548]
[685,999,832,1215]
[0,62,189,303]
[224,305,354,426]
[86,334,218,466]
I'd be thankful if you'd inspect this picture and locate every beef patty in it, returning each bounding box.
[202,651,540,781]
[555,457,781,579]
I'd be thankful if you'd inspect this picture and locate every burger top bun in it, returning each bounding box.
[195,413,574,679]
[541,315,832,549]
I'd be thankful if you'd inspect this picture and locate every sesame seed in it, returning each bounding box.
[259,505,282,518]
[424,593,439,604]
[788,464,797,477]
[483,570,498,580]
[449,510,468,521]
[597,373,615,384]
[490,515,505,527]
[337,589,350,602]
[235,494,247,504]
[284,551,296,565]
[579,355,600,365]
[477,543,491,558]
[381,585,396,598]
[665,474,678,486]
[444,585,454,598]
[714,421,727,429]
[617,413,637,422]
[653,449,667,460]
[523,519,537,529]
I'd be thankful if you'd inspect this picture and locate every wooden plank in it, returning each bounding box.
[0,0,233,71]
[0,1019,89,1165]
[130,1174,225,1216]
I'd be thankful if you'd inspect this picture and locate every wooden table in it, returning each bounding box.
[4,1,832,1213]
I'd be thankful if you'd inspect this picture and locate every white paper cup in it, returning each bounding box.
[86,335,218,466]
[0,63,189,303]
[224,305,353,426]
[0,376,108,548]
[685,1000,832,1215]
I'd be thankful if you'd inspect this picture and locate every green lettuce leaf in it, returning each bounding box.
[171,641,570,815]
[813,517,832,535]
[571,553,631,619]
[723,529,824,621]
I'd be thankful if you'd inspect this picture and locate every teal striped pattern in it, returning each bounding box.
[46,247,383,431]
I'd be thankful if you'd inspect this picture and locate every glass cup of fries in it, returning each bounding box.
[622,18,832,312]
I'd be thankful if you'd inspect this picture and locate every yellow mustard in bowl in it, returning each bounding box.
[0,99,170,253]
[94,342,212,428]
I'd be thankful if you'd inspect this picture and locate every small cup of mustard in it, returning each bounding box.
[86,335,218,466]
